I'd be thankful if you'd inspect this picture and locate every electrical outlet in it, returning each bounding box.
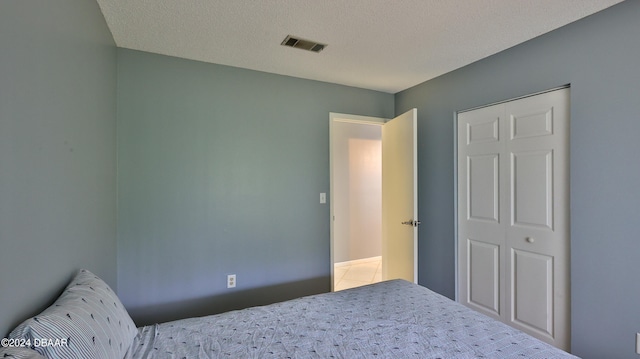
[227,274,236,288]
[636,333,640,354]
[320,193,326,204]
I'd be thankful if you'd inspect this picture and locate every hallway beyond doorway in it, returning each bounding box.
[334,256,382,291]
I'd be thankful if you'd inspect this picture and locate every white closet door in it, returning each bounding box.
[458,88,570,350]
[457,103,507,321]
[504,89,570,349]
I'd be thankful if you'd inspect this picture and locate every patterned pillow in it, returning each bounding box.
[0,347,47,359]
[8,269,138,359]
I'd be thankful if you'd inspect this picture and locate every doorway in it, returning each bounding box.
[330,109,419,292]
[330,116,384,291]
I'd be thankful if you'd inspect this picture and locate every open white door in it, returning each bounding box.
[382,108,418,283]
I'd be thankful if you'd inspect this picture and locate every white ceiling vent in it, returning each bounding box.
[281,35,327,53]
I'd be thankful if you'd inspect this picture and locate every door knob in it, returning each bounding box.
[401,220,422,227]
[526,237,535,243]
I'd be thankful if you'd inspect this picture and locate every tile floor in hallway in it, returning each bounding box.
[334,256,382,291]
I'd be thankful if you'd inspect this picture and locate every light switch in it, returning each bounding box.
[320,193,326,204]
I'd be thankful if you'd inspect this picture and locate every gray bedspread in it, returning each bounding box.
[127,279,578,358]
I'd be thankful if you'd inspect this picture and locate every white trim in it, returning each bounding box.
[457,84,570,114]
[453,111,459,301]
[330,112,386,125]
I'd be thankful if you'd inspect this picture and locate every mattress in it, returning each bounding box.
[127,279,578,358]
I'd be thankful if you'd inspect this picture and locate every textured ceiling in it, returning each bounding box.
[96,0,623,93]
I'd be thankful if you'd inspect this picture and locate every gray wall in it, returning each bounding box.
[116,49,394,325]
[395,1,640,358]
[0,0,117,336]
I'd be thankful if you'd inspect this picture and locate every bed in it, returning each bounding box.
[2,269,578,359]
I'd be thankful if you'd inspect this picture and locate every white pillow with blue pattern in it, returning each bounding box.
[8,269,138,359]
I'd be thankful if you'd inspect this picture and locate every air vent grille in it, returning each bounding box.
[281,35,327,53]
